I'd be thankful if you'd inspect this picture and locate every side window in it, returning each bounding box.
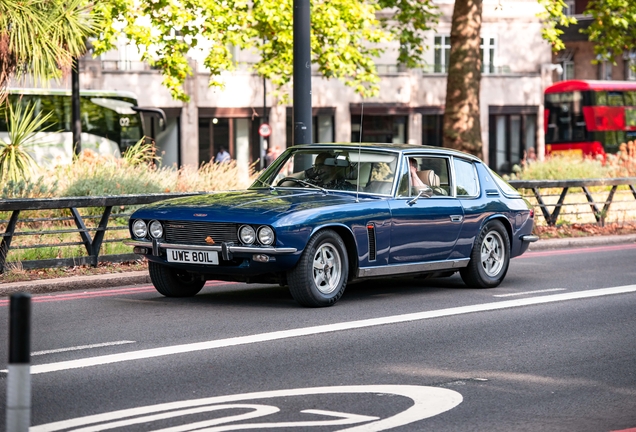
[454,158,479,197]
[407,156,451,197]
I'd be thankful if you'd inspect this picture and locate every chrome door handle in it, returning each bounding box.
[450,215,463,222]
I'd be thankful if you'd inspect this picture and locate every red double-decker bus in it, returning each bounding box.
[544,80,636,157]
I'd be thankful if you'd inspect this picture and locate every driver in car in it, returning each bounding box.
[308,153,356,190]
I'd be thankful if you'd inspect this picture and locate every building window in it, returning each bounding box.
[555,49,574,81]
[434,36,451,73]
[625,52,636,81]
[488,108,537,174]
[422,114,443,147]
[564,0,575,16]
[563,60,575,80]
[285,112,335,147]
[435,35,496,74]
[481,37,496,74]
[598,55,613,80]
[351,115,408,143]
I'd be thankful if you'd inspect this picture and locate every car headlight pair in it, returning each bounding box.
[132,219,163,239]
[238,225,274,246]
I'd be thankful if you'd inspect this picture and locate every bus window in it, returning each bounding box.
[0,89,147,166]
[545,91,586,144]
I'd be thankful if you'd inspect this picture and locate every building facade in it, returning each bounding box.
[73,0,555,175]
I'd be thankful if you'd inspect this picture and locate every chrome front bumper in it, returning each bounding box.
[125,240,297,257]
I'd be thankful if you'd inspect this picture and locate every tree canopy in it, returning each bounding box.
[0,0,97,93]
[93,0,439,102]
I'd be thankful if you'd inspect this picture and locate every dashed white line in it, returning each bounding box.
[31,341,136,356]
[493,288,567,298]
[8,284,636,375]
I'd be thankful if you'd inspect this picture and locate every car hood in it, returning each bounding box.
[134,189,363,222]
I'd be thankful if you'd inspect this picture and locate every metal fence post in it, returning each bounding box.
[6,293,31,432]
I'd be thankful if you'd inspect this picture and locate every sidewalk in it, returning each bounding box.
[1,234,635,297]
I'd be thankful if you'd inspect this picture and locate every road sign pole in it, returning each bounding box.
[6,293,31,432]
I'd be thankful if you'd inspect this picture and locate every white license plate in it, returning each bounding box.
[167,249,219,265]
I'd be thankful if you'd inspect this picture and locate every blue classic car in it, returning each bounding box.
[127,143,538,307]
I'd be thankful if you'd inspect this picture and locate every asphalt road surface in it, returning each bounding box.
[1,243,635,431]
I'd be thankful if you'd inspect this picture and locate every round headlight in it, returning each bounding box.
[238,225,256,245]
[132,219,148,238]
[149,220,164,239]
[257,226,274,245]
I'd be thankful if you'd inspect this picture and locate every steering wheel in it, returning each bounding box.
[277,177,305,187]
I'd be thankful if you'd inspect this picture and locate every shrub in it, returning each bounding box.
[1,176,58,198]
[506,154,612,180]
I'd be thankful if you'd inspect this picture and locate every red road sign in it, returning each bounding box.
[258,123,272,137]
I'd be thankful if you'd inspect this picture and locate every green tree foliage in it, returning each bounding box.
[0,0,98,92]
[537,0,577,52]
[584,0,636,63]
[93,0,439,102]
[538,0,635,63]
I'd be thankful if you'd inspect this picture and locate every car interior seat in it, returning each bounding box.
[417,170,440,187]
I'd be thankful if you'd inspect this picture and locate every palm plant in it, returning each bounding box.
[0,102,53,183]
[0,0,98,94]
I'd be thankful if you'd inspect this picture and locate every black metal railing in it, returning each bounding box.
[0,193,199,273]
[509,178,636,227]
[2,178,636,273]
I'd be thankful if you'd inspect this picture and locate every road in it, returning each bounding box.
[1,244,636,431]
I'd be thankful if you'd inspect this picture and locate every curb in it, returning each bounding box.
[2,234,636,297]
[0,271,151,297]
[528,233,636,251]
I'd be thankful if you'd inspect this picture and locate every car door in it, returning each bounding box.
[388,154,464,264]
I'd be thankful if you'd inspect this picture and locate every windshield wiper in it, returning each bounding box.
[294,179,328,193]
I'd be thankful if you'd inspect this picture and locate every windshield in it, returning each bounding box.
[251,148,399,194]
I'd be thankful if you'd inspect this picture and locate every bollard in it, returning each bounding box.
[6,293,31,432]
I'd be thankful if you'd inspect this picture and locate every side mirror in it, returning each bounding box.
[406,185,433,205]
[418,185,434,198]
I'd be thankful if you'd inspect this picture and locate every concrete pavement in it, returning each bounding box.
[1,234,635,297]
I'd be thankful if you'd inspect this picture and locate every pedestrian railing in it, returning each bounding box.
[2,178,636,273]
[0,193,199,274]
[508,177,636,227]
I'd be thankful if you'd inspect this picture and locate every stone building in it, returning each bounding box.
[73,0,556,174]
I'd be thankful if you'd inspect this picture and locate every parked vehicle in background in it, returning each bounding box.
[0,88,164,166]
[127,143,538,307]
[544,80,636,158]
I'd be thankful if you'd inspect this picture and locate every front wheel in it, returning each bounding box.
[148,262,205,297]
[287,229,349,307]
[460,220,510,288]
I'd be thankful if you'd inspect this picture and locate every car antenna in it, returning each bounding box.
[355,101,363,203]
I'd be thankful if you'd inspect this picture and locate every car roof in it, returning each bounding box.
[291,143,482,162]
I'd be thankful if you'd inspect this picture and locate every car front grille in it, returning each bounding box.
[164,221,238,245]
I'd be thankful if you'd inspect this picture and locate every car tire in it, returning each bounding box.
[288,229,349,307]
[148,261,206,297]
[460,220,510,288]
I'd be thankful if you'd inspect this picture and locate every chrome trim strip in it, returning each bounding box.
[357,258,470,278]
[520,235,540,243]
[125,240,297,254]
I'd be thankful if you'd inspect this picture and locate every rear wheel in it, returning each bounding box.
[148,261,205,297]
[288,229,349,307]
[460,220,510,288]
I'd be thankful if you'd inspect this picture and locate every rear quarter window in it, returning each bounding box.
[453,158,479,197]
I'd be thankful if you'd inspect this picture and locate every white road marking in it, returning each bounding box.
[493,288,567,298]
[9,284,636,376]
[31,341,136,356]
[29,385,462,432]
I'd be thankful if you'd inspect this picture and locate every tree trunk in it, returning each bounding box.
[443,0,483,157]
